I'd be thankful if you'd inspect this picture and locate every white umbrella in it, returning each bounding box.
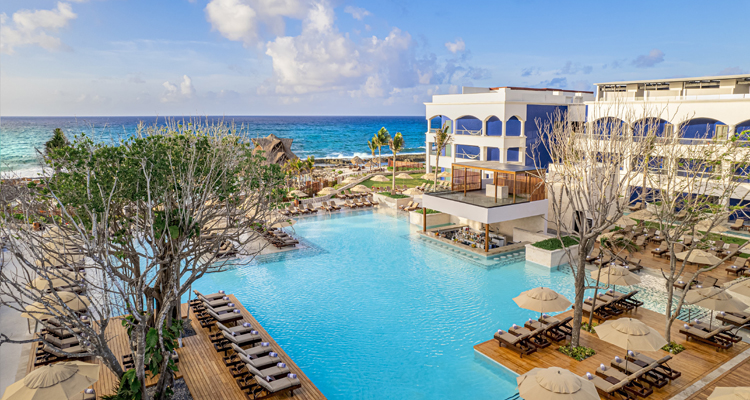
[350,185,371,193]
[438,171,452,178]
[371,175,390,182]
[517,367,599,400]
[615,216,637,227]
[1,361,100,400]
[674,249,721,265]
[342,176,359,184]
[696,219,725,234]
[421,173,437,180]
[707,387,750,400]
[596,318,667,371]
[317,187,337,196]
[402,188,422,196]
[685,286,748,329]
[350,156,363,165]
[395,173,413,179]
[590,265,641,291]
[513,287,572,316]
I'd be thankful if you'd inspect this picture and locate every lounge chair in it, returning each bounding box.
[210,321,254,342]
[248,375,302,400]
[539,315,573,338]
[193,290,226,301]
[615,290,644,310]
[336,191,347,199]
[319,202,331,211]
[399,201,414,211]
[595,364,655,398]
[206,309,243,326]
[634,236,646,248]
[627,352,682,381]
[585,248,602,263]
[329,201,342,210]
[611,356,670,388]
[730,218,745,231]
[368,195,379,206]
[509,325,551,348]
[585,374,638,400]
[405,202,420,212]
[577,300,617,321]
[224,342,272,366]
[725,257,747,275]
[628,202,642,211]
[219,330,263,350]
[362,197,373,207]
[524,319,566,342]
[699,276,720,288]
[594,254,613,267]
[675,209,688,220]
[44,334,81,349]
[717,311,750,328]
[679,325,733,350]
[651,241,668,258]
[723,243,740,257]
[694,323,743,343]
[493,329,537,358]
[244,359,290,380]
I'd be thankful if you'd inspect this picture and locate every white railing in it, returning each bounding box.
[455,128,483,136]
[604,93,750,103]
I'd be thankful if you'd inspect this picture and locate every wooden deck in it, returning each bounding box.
[685,356,750,399]
[475,307,748,400]
[27,295,325,400]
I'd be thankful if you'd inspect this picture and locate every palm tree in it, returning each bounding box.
[367,139,377,173]
[44,128,70,156]
[375,127,389,168]
[389,132,404,191]
[432,122,453,189]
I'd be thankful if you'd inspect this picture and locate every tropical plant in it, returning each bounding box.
[367,139,377,173]
[101,369,142,400]
[388,132,404,190]
[375,127,389,167]
[432,122,453,189]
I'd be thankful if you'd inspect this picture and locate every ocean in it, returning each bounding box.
[0,116,426,175]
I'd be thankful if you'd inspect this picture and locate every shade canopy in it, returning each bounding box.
[21,292,90,319]
[615,216,637,227]
[685,287,748,312]
[317,187,337,195]
[26,276,75,292]
[517,367,599,400]
[674,250,721,265]
[402,188,422,196]
[707,387,750,400]
[696,219,725,234]
[438,171,452,178]
[421,173,437,180]
[350,185,371,193]
[342,176,359,184]
[350,156,363,165]
[513,287,571,314]
[1,361,99,400]
[595,318,667,352]
[727,279,750,299]
[591,266,641,286]
[370,175,390,182]
[395,173,413,179]
[628,209,653,220]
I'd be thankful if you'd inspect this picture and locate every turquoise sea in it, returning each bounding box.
[0,116,426,174]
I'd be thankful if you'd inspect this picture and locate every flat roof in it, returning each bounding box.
[596,74,750,86]
[489,86,594,94]
[452,161,542,173]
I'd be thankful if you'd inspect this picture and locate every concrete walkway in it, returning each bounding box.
[0,251,34,396]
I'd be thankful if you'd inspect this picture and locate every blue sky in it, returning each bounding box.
[1,0,748,116]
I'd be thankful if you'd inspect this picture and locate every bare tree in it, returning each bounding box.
[532,104,664,348]
[0,119,286,399]
[638,124,750,342]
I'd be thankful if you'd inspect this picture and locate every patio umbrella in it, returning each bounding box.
[685,286,748,329]
[615,216,637,228]
[590,265,641,293]
[350,185,371,193]
[438,171,452,178]
[517,367,598,400]
[596,318,667,371]
[395,173,413,179]
[628,209,653,220]
[674,249,721,265]
[317,187,337,196]
[513,287,571,316]
[371,175,390,182]
[350,156,363,165]
[402,188,422,196]
[21,292,90,320]
[726,279,750,301]
[1,361,100,400]
[707,387,750,400]
[47,291,90,312]
[342,176,359,184]
[421,173,437,180]
[289,190,308,198]
[696,219,725,234]
[26,276,76,292]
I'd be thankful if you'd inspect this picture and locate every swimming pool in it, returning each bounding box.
[188,210,701,399]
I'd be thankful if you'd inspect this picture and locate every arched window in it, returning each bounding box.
[486,116,502,136]
[506,116,522,136]
[632,118,669,139]
[455,116,482,135]
[680,118,726,144]
[593,117,627,137]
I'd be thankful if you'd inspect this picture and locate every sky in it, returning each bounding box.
[1,0,748,116]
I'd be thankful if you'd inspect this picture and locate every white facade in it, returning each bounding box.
[424,86,594,172]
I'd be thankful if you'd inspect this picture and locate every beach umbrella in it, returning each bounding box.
[615,216,637,228]
[21,292,90,320]
[696,219,725,234]
[48,291,91,311]
[517,367,598,400]
[513,287,571,316]
[395,173,413,179]
[438,171,452,178]
[707,387,750,400]
[590,266,641,291]
[402,188,422,196]
[421,173,437,180]
[1,361,100,400]
[726,279,750,299]
[674,249,721,265]
[371,175,390,182]
[628,209,653,220]
[317,187,337,196]
[350,185,371,193]
[350,156,363,165]
[685,286,748,329]
[596,318,667,371]
[26,276,76,292]
[364,160,378,167]
[342,176,359,184]
[289,190,308,198]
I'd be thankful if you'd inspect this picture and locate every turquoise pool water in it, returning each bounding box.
[187,211,699,399]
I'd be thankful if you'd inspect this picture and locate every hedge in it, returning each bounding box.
[531,236,579,251]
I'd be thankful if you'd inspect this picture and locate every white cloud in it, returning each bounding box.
[632,49,665,68]
[162,75,195,102]
[0,2,77,54]
[204,0,308,47]
[444,38,465,54]
[343,6,370,20]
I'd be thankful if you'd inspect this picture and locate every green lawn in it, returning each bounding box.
[359,172,435,189]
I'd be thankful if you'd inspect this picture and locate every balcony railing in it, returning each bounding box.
[455,128,483,136]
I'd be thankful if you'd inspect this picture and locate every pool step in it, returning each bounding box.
[503,392,520,400]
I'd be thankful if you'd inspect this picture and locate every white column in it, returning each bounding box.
[482,119,488,136]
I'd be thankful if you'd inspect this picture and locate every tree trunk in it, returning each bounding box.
[434,153,440,189]
[664,279,675,343]
[153,349,175,400]
[392,154,396,191]
[570,255,587,348]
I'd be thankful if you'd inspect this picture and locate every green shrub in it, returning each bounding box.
[558,345,596,361]
[423,208,441,214]
[531,236,579,251]
[379,192,409,199]
[662,341,685,354]
[582,321,598,332]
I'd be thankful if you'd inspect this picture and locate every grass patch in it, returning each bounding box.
[423,208,441,214]
[582,321,598,333]
[558,345,596,361]
[531,236,579,251]
[662,341,685,355]
[359,172,433,189]
[379,192,409,199]
[702,232,748,246]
